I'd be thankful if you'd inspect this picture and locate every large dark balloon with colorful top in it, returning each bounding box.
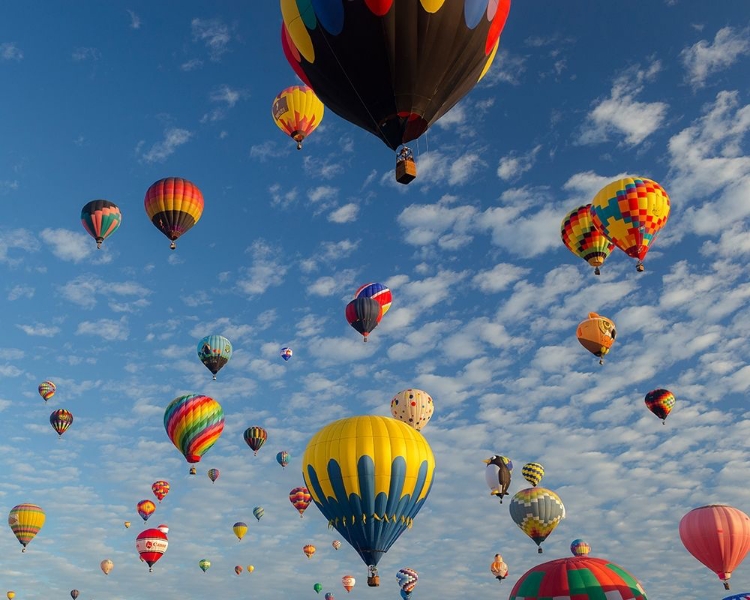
[280,0,511,150]
[509,556,648,599]
[346,297,382,342]
[302,415,435,578]
[81,200,122,249]
[144,177,204,250]
[50,409,73,437]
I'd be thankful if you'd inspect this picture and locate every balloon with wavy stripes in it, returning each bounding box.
[164,394,225,473]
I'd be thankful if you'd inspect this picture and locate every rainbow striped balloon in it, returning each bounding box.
[164,394,225,470]
[8,503,45,552]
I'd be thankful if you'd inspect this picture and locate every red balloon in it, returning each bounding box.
[136,528,169,572]
[679,504,750,590]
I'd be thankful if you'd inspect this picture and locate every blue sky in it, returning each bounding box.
[1,1,750,598]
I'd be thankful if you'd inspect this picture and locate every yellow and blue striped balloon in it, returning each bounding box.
[302,415,435,568]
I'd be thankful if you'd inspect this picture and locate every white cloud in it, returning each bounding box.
[397,196,477,248]
[59,275,151,309]
[0,229,37,265]
[1,42,22,60]
[76,317,129,340]
[328,203,358,223]
[681,27,750,89]
[191,18,231,61]
[497,144,542,181]
[7,285,33,300]
[578,62,668,146]
[39,228,94,263]
[127,9,141,29]
[180,58,203,71]
[237,239,288,296]
[137,127,192,163]
[16,323,60,336]
[472,263,530,293]
[72,47,101,61]
[480,49,527,86]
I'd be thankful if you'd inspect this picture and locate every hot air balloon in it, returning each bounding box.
[280,0,512,184]
[354,283,393,317]
[197,335,233,380]
[272,85,325,150]
[490,554,508,581]
[207,468,220,483]
[157,524,169,535]
[247,565,255,573]
[342,576,356,593]
[560,204,614,275]
[136,528,168,572]
[235,565,243,575]
[644,389,676,424]
[81,199,122,249]
[289,487,312,517]
[70,591,80,600]
[281,347,293,361]
[6,592,14,599]
[508,556,648,599]
[124,521,131,529]
[253,506,264,521]
[521,462,544,487]
[591,176,671,272]
[144,177,204,250]
[325,594,334,600]
[199,559,211,573]
[679,504,750,590]
[571,539,591,556]
[397,568,419,598]
[484,455,512,503]
[332,540,341,550]
[100,559,114,575]
[724,595,750,600]
[243,426,267,456]
[314,583,323,594]
[576,312,616,365]
[345,297,382,342]
[390,389,434,431]
[50,408,73,437]
[509,487,566,553]
[164,394,225,472]
[8,503,45,552]
[152,480,170,503]
[303,544,316,559]
[276,451,290,468]
[233,522,248,541]
[302,415,435,586]
[137,500,156,522]
[38,380,56,401]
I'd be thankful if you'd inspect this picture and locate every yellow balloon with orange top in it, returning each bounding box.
[302,415,434,583]
[576,312,616,365]
[272,85,324,150]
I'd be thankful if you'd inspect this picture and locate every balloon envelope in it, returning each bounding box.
[144,177,204,249]
[137,499,156,521]
[277,451,291,468]
[152,480,170,502]
[281,347,293,361]
[233,522,248,541]
[509,556,648,599]
[8,503,45,551]
[509,487,566,552]
[560,204,614,274]
[345,297,382,341]
[289,487,312,517]
[253,506,264,521]
[244,426,267,455]
[207,468,220,483]
[571,539,591,556]
[164,394,225,467]
[100,559,114,575]
[272,85,324,149]
[50,408,73,436]
[390,388,434,431]
[354,283,392,317]
[521,462,544,487]
[644,389,676,423]
[302,415,435,568]
[136,529,168,572]
[81,199,121,248]
[197,335,232,379]
[576,312,616,364]
[199,559,211,572]
[38,381,56,401]
[396,568,418,593]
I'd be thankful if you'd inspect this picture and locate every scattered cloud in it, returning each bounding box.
[328,203,359,223]
[0,42,23,60]
[16,323,60,337]
[76,317,129,340]
[137,127,192,163]
[126,9,141,29]
[7,285,34,300]
[72,47,101,61]
[497,144,542,181]
[59,275,151,310]
[236,239,288,296]
[681,27,750,89]
[191,18,231,61]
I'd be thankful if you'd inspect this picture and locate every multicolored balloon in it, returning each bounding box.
[152,480,170,503]
[280,0,511,152]
[396,568,419,599]
[521,462,544,487]
[136,528,168,572]
[345,297,382,342]
[197,335,233,380]
[342,576,356,593]
[253,506,264,521]
[272,85,324,150]
[302,416,435,577]
[644,389,676,424]
[199,559,211,573]
[490,554,508,581]
[576,312,616,365]
[137,499,156,522]
[289,487,312,517]
[591,176,671,272]
[509,487,566,553]
[243,426,267,456]
[100,559,114,575]
[325,594,334,600]
[235,565,243,575]
[332,540,341,550]
[207,468,220,483]
[164,394,225,471]
[679,504,750,590]
[144,177,204,250]
[560,204,614,275]
[81,199,122,249]
[38,380,56,401]
[50,408,73,437]
[233,522,247,541]
[8,503,45,552]
[354,283,393,317]
[280,347,293,361]
[508,556,648,599]
[303,544,316,559]
[570,539,591,556]
[276,451,290,468]
[390,389,434,431]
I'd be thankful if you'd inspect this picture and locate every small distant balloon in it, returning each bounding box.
[157,524,169,535]
[124,521,131,528]
[81,199,121,249]
[521,462,545,487]
[345,297,382,342]
[50,408,73,437]
[244,426,267,456]
[576,312,616,365]
[38,381,56,401]
[8,503,45,552]
[136,529,168,572]
[396,568,419,598]
[235,565,243,575]
[276,451,291,468]
[233,522,248,541]
[332,540,341,550]
[100,559,114,575]
[342,575,356,593]
[645,389,676,424]
[289,487,311,517]
[303,544,316,559]
[281,347,293,361]
[137,500,156,522]
[144,177,204,250]
[247,565,255,573]
[490,554,508,581]
[152,480,170,503]
[199,559,211,573]
[7,592,15,599]
[570,539,591,556]
[390,388,434,431]
[70,591,80,600]
[197,335,232,380]
[253,506,264,521]
[208,468,220,483]
[325,594,335,600]
[314,583,323,594]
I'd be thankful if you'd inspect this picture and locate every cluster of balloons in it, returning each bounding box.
[345,282,392,341]
[561,176,671,273]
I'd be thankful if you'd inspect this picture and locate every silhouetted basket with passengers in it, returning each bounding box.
[396,157,417,184]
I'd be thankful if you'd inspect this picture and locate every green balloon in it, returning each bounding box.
[314,583,323,594]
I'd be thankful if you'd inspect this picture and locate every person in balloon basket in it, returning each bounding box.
[367,565,380,587]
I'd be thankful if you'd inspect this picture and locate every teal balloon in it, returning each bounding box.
[253,506,264,521]
[197,335,233,380]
